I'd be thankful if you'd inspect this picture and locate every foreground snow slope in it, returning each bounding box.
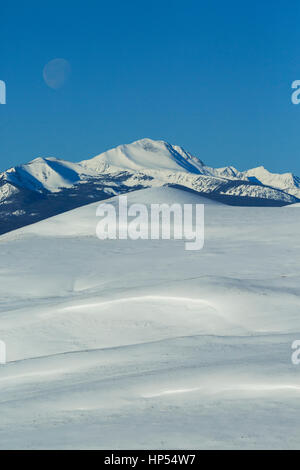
[0,187,300,449]
[2,187,218,239]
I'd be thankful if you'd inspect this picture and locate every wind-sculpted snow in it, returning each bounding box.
[0,188,300,449]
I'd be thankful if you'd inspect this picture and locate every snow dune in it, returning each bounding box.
[0,187,300,449]
[2,187,218,239]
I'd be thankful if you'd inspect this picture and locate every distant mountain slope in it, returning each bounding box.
[243,166,300,199]
[81,138,209,174]
[0,138,299,235]
[3,157,89,192]
[81,138,300,201]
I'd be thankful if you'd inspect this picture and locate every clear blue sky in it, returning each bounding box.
[1,0,300,174]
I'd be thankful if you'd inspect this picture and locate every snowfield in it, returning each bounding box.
[0,187,300,449]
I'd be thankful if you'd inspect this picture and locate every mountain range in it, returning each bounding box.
[1,138,299,235]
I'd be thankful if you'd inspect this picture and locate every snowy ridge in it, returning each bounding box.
[80,138,300,200]
[243,166,300,199]
[1,138,299,199]
[0,138,299,235]
[3,157,90,193]
[1,187,219,241]
[1,138,299,198]
[81,138,207,174]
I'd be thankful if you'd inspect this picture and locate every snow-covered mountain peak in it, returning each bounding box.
[246,165,290,178]
[209,165,244,179]
[81,138,205,175]
[132,137,167,150]
[2,157,85,193]
[244,166,300,195]
[27,156,55,163]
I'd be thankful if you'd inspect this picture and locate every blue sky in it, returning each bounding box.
[1,0,300,174]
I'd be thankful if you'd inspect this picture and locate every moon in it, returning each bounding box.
[43,58,71,90]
